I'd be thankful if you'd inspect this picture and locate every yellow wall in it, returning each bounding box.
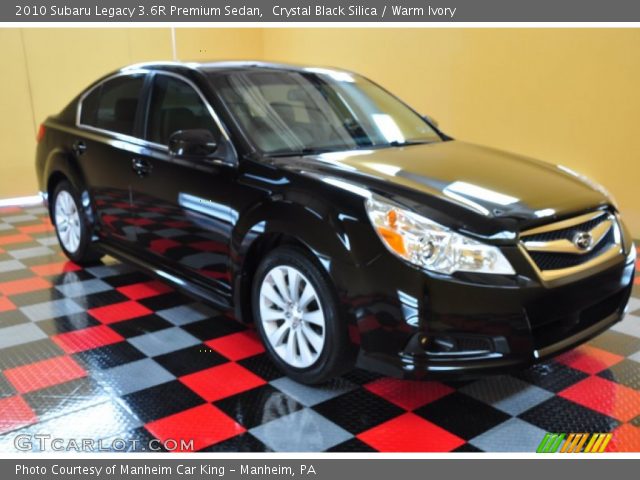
[175,28,263,61]
[1,28,639,235]
[262,28,640,235]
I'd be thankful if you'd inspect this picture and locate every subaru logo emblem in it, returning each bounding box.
[573,231,593,250]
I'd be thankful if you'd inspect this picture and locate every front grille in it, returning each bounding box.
[523,213,608,243]
[521,211,619,273]
[529,228,615,270]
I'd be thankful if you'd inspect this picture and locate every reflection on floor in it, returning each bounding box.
[0,204,639,452]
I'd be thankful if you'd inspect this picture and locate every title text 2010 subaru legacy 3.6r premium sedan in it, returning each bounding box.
[35,61,636,383]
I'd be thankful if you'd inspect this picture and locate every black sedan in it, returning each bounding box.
[35,61,636,383]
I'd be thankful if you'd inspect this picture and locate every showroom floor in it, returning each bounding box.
[0,204,639,452]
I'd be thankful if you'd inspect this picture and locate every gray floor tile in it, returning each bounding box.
[55,278,113,298]
[271,377,357,407]
[9,246,55,260]
[20,298,85,322]
[85,264,135,278]
[128,327,199,357]
[23,207,48,215]
[96,358,174,396]
[250,408,352,452]
[470,418,547,452]
[0,259,25,273]
[460,376,554,416]
[612,313,640,338]
[0,223,13,231]
[0,323,47,349]
[2,214,38,224]
[36,236,59,246]
[627,297,640,314]
[157,303,216,326]
[15,401,142,448]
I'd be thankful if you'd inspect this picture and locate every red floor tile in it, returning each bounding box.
[88,300,153,324]
[0,277,51,296]
[180,362,266,402]
[556,344,624,374]
[117,280,173,300]
[205,331,265,361]
[358,412,465,452]
[0,295,16,312]
[30,261,81,277]
[18,223,54,234]
[609,424,640,452]
[52,325,124,354]
[0,233,32,246]
[559,376,640,422]
[4,356,87,394]
[364,378,455,410]
[0,396,37,435]
[145,403,245,452]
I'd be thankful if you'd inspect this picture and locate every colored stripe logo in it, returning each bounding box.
[537,433,612,453]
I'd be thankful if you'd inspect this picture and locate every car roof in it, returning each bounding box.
[120,60,353,76]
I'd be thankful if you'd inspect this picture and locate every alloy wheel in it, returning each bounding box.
[258,265,326,368]
[54,190,81,254]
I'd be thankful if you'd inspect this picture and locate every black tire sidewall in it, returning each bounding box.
[252,246,349,384]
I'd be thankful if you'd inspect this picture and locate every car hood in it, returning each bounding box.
[282,141,609,226]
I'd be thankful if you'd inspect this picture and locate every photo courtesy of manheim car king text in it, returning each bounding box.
[0,0,639,477]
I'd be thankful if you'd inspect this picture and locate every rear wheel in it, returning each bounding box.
[252,246,353,384]
[52,180,102,265]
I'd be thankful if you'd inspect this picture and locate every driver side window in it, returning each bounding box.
[146,75,218,146]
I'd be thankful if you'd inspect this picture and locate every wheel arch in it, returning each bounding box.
[230,201,358,324]
[44,149,96,229]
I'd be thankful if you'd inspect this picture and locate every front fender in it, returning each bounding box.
[233,200,358,272]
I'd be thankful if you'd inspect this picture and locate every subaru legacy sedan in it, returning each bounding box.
[36,61,636,383]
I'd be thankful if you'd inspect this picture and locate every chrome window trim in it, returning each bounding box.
[519,211,624,286]
[75,68,236,159]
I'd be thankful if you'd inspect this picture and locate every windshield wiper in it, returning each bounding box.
[267,147,349,158]
[387,140,432,147]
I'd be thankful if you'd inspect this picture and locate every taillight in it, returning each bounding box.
[36,124,46,143]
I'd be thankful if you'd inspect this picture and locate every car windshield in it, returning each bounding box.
[209,68,442,156]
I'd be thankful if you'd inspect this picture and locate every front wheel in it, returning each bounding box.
[252,246,353,384]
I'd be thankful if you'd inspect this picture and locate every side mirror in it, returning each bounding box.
[168,129,218,158]
[423,115,439,128]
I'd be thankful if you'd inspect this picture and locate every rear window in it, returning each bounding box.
[80,74,145,137]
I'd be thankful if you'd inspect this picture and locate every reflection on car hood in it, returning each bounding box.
[285,141,608,223]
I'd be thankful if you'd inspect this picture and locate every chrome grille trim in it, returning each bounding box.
[522,216,613,255]
[519,210,624,285]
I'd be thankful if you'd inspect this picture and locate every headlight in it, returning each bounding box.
[365,194,515,275]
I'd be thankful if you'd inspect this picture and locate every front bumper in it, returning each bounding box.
[336,242,635,380]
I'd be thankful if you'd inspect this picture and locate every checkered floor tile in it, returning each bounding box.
[0,204,639,452]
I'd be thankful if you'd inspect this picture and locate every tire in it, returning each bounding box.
[51,180,102,265]
[252,245,353,384]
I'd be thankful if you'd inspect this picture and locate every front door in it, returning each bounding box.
[129,73,238,300]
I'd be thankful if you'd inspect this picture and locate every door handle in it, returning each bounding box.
[72,140,86,156]
[132,158,152,177]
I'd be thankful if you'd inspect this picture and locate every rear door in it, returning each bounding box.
[76,72,148,244]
